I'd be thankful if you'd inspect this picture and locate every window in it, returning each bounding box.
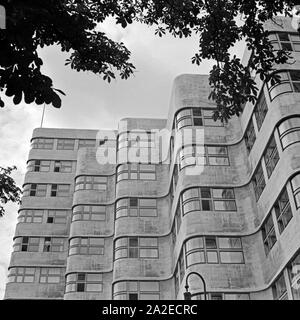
[113,281,160,300]
[72,205,106,221]
[50,184,70,197]
[272,273,288,300]
[263,136,280,178]
[267,70,300,101]
[115,198,157,219]
[54,160,73,173]
[174,251,185,291]
[114,237,159,260]
[175,203,182,233]
[193,293,250,300]
[57,139,75,150]
[274,188,293,233]
[178,145,229,169]
[287,251,300,300]
[291,173,300,209]
[278,117,300,149]
[8,267,36,283]
[75,176,107,191]
[181,187,236,215]
[254,91,268,130]
[39,268,64,284]
[185,236,244,267]
[13,237,39,252]
[27,160,50,172]
[117,163,156,182]
[18,209,44,223]
[46,210,68,224]
[269,32,300,52]
[252,163,266,201]
[31,138,54,149]
[65,273,103,293]
[78,139,96,148]
[174,266,180,296]
[23,184,47,197]
[244,120,256,153]
[261,214,277,255]
[43,237,65,252]
[69,237,105,255]
[118,132,156,150]
[175,108,223,130]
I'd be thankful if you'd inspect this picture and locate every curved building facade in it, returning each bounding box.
[4,16,300,300]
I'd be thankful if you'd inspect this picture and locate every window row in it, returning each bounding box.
[192,293,250,300]
[72,205,106,222]
[117,163,156,182]
[75,176,107,192]
[252,136,280,201]
[23,184,70,197]
[184,236,244,267]
[181,187,237,214]
[13,237,66,252]
[31,138,116,150]
[244,91,268,153]
[118,131,156,150]
[114,237,159,260]
[278,116,300,150]
[8,267,65,284]
[18,209,69,224]
[69,237,105,256]
[175,108,224,130]
[115,198,157,219]
[66,273,103,293]
[267,70,300,101]
[178,145,229,169]
[113,281,160,300]
[269,32,300,53]
[27,160,75,173]
[272,249,300,300]
[262,180,296,255]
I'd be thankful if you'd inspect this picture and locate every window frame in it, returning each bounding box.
[114,237,159,260]
[115,197,158,219]
[31,138,54,150]
[261,213,277,255]
[184,236,244,267]
[113,281,160,300]
[65,273,103,293]
[181,187,237,216]
[263,136,280,178]
[56,139,75,150]
[178,144,230,170]
[69,237,105,256]
[72,205,106,222]
[278,116,300,150]
[116,163,156,182]
[75,175,107,192]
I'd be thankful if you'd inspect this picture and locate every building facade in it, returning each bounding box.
[4,16,300,300]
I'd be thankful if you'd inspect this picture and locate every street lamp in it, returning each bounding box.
[184,271,207,300]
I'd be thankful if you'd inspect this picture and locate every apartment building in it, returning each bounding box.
[4,16,300,300]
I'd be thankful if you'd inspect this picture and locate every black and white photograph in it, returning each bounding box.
[1,0,300,312]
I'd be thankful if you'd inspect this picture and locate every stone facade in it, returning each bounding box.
[4,16,300,300]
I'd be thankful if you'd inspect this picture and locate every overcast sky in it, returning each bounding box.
[0,17,246,298]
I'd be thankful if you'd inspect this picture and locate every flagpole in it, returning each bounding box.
[40,103,46,127]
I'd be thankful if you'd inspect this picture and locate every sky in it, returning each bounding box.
[0,17,246,299]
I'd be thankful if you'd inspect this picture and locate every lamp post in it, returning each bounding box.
[184,271,207,300]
